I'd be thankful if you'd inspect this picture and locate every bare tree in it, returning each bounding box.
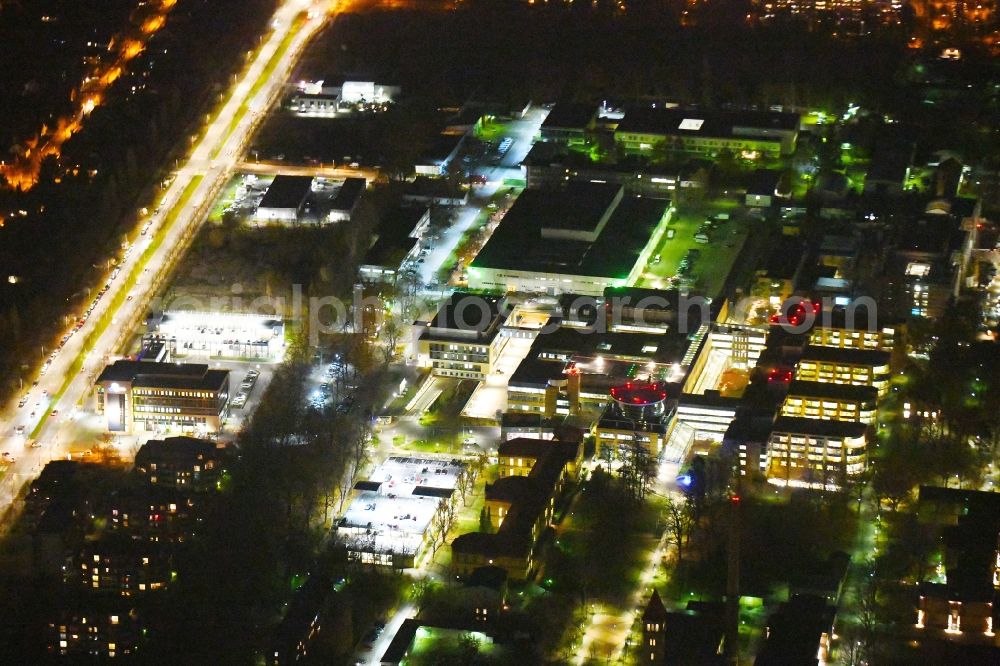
[619,439,656,502]
[429,502,450,556]
[662,495,696,563]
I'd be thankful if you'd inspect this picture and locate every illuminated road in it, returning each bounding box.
[0,0,341,522]
[1,0,178,191]
[237,160,380,182]
[573,464,681,665]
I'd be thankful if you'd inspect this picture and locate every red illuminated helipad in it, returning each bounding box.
[609,381,669,405]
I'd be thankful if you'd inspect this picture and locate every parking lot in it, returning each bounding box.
[637,203,750,298]
[304,354,358,414]
[215,359,277,432]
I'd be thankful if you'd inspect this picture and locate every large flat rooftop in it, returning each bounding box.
[258,175,312,210]
[471,186,670,279]
[341,456,465,558]
[96,360,229,391]
[616,107,799,138]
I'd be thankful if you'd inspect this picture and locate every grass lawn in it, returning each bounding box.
[207,176,242,222]
[398,438,460,455]
[475,119,508,142]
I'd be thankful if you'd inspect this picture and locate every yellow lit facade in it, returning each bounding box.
[766,418,868,490]
[795,350,891,397]
[781,383,878,424]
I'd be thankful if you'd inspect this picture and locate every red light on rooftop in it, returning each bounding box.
[731,495,741,504]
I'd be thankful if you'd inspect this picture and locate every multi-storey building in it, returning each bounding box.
[71,539,172,595]
[766,416,869,490]
[781,380,878,424]
[46,606,142,659]
[133,436,223,491]
[95,360,229,434]
[594,381,677,460]
[413,292,510,379]
[795,346,891,396]
[102,486,201,544]
[641,591,726,664]
[497,436,584,478]
[451,439,580,580]
[914,487,1000,644]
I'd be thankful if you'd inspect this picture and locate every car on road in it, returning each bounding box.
[50,410,59,418]
[14,425,25,436]
[18,397,27,409]
[29,440,41,449]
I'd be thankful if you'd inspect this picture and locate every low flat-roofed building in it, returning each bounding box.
[795,345,891,396]
[341,456,464,568]
[255,175,313,224]
[469,182,672,296]
[151,310,285,360]
[745,169,784,207]
[753,236,806,307]
[95,360,229,434]
[415,133,466,176]
[675,392,741,440]
[538,102,597,145]
[403,175,469,207]
[766,416,869,490]
[359,206,431,283]
[134,436,223,491]
[327,177,366,222]
[602,286,701,333]
[523,142,682,197]
[413,292,510,379]
[781,380,877,424]
[615,108,800,158]
[289,78,400,116]
[451,439,579,580]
